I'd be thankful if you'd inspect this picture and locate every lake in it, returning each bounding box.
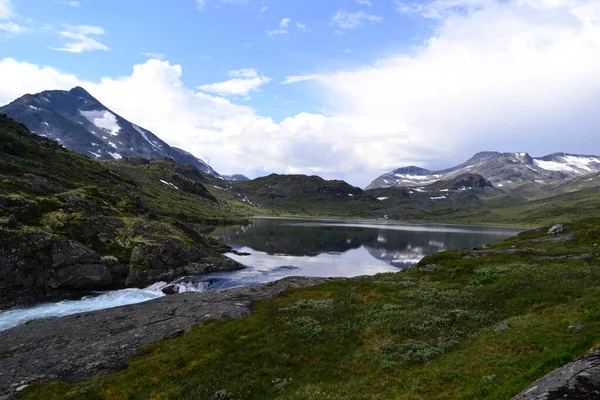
[0,217,522,332]
[200,217,522,290]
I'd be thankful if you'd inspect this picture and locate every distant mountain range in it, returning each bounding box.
[367,151,600,190]
[0,87,221,177]
[223,174,250,182]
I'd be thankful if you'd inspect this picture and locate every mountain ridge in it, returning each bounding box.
[367,151,600,190]
[0,87,221,178]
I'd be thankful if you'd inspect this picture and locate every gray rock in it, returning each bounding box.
[0,276,334,400]
[568,325,584,334]
[161,284,180,295]
[513,348,600,399]
[496,323,511,332]
[548,224,567,235]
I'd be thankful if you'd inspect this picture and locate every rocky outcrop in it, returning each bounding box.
[125,256,242,287]
[0,228,117,308]
[0,221,243,308]
[513,348,600,399]
[0,276,334,400]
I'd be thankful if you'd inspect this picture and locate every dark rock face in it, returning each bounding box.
[513,348,600,399]
[0,228,116,308]
[0,276,334,400]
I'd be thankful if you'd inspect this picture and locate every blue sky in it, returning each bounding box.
[1,0,600,187]
[2,0,430,121]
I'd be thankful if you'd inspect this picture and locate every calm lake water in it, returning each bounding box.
[201,217,523,291]
[0,217,522,332]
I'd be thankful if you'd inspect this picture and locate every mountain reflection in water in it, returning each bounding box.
[205,217,522,286]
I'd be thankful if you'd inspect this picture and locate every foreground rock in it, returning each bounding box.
[0,223,243,309]
[513,347,600,399]
[0,276,333,400]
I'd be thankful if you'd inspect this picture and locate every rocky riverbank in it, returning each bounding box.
[0,276,334,400]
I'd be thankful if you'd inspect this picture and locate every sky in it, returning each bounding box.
[0,0,599,187]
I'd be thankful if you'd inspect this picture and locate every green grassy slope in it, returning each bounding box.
[23,218,600,399]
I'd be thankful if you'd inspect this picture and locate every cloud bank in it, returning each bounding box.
[1,0,600,187]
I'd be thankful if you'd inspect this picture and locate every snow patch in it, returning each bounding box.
[108,141,117,149]
[160,180,179,190]
[80,110,121,136]
[108,152,122,160]
[430,196,447,200]
[88,151,101,159]
[348,193,354,197]
[534,159,576,173]
[28,105,40,111]
[133,124,163,151]
[377,197,388,201]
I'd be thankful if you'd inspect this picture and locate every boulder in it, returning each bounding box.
[513,348,600,399]
[161,284,180,295]
[548,224,567,235]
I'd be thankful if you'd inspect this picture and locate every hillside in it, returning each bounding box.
[19,217,600,399]
[0,114,245,308]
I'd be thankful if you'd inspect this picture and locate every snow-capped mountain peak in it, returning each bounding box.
[0,87,221,177]
[367,152,600,190]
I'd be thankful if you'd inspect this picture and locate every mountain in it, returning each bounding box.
[0,87,221,177]
[223,174,250,181]
[367,151,600,190]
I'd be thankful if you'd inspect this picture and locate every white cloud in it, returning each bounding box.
[2,0,600,187]
[281,75,324,84]
[0,21,26,34]
[331,10,382,30]
[266,28,288,36]
[198,68,270,96]
[142,52,166,60]
[0,0,27,36]
[197,0,249,10]
[56,1,81,6]
[259,6,268,13]
[355,0,372,6]
[279,17,291,28]
[52,25,109,53]
[0,0,14,19]
[267,18,308,36]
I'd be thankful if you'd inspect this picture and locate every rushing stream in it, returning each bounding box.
[0,217,522,332]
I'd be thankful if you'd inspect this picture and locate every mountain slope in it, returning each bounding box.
[367,151,600,189]
[0,87,221,177]
[0,114,243,308]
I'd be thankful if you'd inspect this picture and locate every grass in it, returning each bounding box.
[21,218,600,399]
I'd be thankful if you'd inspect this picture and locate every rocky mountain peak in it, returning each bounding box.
[0,88,221,177]
[367,151,600,190]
